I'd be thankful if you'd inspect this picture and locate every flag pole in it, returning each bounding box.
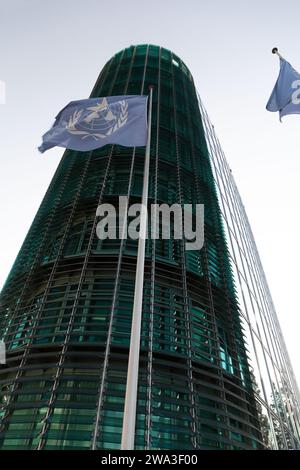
[121,86,154,450]
[272,47,285,61]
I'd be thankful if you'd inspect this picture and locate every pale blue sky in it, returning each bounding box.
[1,0,300,382]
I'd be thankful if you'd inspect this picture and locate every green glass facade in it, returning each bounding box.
[0,44,298,450]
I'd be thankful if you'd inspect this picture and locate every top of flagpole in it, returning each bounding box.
[272,47,285,61]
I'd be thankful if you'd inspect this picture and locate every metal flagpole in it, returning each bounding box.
[121,86,154,450]
[272,47,285,61]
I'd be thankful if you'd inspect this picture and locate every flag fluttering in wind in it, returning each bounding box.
[39,95,148,153]
[266,55,300,121]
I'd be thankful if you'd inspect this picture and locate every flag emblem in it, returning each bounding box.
[66,98,129,140]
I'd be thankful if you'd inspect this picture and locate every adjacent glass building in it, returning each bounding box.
[0,44,299,450]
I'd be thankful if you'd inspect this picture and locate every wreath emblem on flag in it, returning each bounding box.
[64,98,129,140]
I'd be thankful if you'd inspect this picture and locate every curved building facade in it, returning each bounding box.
[0,44,299,450]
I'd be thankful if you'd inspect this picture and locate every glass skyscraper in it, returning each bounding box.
[0,44,299,450]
